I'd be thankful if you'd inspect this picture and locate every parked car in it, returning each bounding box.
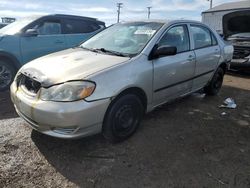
[223,10,250,72]
[0,14,105,91]
[11,20,233,142]
[0,23,7,29]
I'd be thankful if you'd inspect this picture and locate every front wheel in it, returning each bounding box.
[103,94,144,143]
[0,61,16,92]
[204,67,224,96]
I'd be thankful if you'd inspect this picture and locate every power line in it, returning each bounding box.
[117,3,123,23]
[147,6,152,19]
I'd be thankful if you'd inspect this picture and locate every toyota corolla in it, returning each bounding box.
[11,20,233,142]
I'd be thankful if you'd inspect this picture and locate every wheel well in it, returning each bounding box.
[113,87,148,113]
[0,54,20,71]
[219,63,227,74]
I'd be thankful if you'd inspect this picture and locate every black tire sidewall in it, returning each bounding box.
[0,60,16,91]
[205,67,224,95]
[103,94,144,142]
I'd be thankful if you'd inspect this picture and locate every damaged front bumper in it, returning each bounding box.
[10,83,111,139]
[230,56,250,72]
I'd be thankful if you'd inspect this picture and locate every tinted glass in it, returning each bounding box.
[33,21,62,35]
[191,25,212,49]
[0,17,38,35]
[64,19,98,34]
[158,25,190,53]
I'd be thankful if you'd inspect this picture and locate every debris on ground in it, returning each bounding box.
[219,98,237,109]
[237,120,249,127]
[193,93,206,99]
[221,112,227,116]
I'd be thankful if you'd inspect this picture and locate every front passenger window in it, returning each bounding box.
[158,25,190,53]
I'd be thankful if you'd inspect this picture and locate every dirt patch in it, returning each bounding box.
[0,74,250,188]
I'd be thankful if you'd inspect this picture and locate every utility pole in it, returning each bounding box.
[207,0,213,9]
[117,3,123,23]
[147,6,152,19]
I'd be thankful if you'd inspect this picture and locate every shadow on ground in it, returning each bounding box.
[31,85,250,187]
[0,91,18,120]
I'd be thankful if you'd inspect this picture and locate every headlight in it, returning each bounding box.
[40,81,95,102]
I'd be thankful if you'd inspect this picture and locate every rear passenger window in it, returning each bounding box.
[158,25,190,53]
[64,19,99,34]
[191,25,212,49]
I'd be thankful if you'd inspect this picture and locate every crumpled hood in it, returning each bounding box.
[20,48,130,87]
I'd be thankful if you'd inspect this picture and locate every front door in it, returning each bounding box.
[152,24,196,105]
[20,19,66,64]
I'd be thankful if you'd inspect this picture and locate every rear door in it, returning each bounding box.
[20,18,66,63]
[190,24,221,90]
[152,24,196,105]
[62,18,103,47]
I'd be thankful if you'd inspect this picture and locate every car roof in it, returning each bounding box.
[21,14,105,25]
[122,19,202,25]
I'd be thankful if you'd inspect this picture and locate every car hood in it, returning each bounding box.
[20,48,130,87]
[223,10,250,38]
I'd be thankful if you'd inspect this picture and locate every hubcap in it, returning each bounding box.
[0,65,12,89]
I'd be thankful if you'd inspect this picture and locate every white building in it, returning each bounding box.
[202,0,250,35]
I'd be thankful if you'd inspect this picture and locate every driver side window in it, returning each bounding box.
[158,25,190,53]
[32,20,62,35]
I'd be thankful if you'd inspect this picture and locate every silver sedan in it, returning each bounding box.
[10,20,234,142]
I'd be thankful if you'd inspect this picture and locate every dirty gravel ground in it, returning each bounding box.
[0,73,250,188]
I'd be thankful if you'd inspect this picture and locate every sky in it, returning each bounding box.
[0,0,239,25]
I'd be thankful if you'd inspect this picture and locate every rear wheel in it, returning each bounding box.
[0,60,16,91]
[204,67,224,96]
[103,94,144,143]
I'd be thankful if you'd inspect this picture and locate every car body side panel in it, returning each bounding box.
[0,36,22,64]
[64,31,100,48]
[20,34,67,64]
[85,54,154,111]
[152,51,196,106]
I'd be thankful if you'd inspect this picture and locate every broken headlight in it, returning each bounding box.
[40,81,95,102]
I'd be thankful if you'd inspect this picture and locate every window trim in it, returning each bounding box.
[156,24,191,54]
[190,24,218,50]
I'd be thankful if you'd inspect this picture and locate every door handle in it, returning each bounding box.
[187,55,195,61]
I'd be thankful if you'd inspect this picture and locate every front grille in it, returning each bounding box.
[19,74,41,94]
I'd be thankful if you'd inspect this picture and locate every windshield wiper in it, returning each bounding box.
[93,48,129,57]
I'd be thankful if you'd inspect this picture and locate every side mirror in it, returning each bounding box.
[149,45,177,60]
[24,29,38,37]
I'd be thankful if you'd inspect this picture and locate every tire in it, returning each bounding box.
[204,67,224,96]
[0,60,16,92]
[103,94,144,143]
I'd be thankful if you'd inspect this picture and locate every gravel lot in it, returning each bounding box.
[0,73,250,188]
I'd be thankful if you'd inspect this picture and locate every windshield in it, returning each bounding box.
[81,22,163,56]
[0,17,38,35]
